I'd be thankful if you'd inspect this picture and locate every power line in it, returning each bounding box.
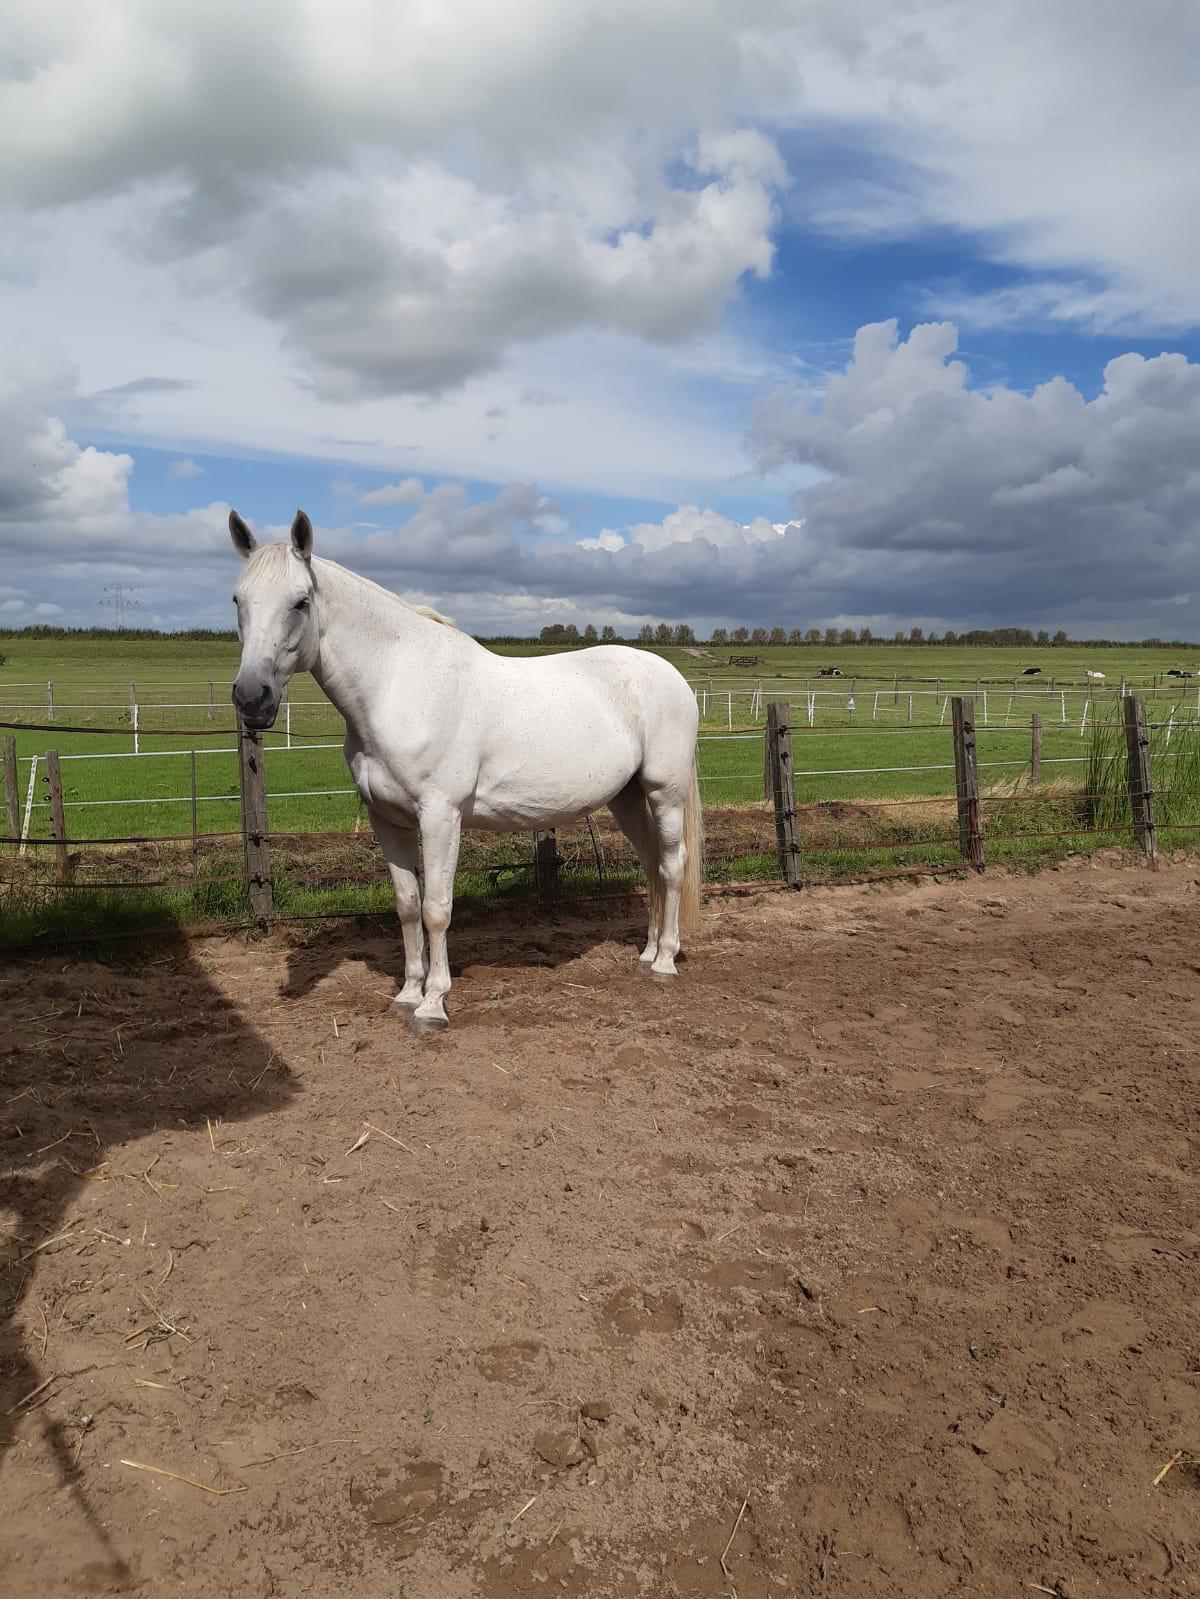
[101,585,141,629]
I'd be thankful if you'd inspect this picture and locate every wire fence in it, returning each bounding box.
[0,688,1192,940]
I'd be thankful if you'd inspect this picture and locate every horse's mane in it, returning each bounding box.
[243,543,456,628]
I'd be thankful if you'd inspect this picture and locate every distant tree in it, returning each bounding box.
[563,623,580,644]
[732,626,749,644]
[926,631,941,646]
[858,626,873,644]
[893,629,906,644]
[638,623,654,643]
[839,627,855,645]
[711,627,729,647]
[805,628,821,645]
[909,626,924,644]
[768,626,786,645]
[787,628,804,646]
[654,622,673,645]
[539,623,569,644]
[1035,629,1050,647]
[674,622,696,645]
[824,626,839,646]
[1052,629,1068,646]
[601,624,618,642]
[750,627,768,645]
[583,623,598,644]
[943,629,958,646]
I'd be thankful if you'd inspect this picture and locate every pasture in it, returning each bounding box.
[2,860,1196,1595]
[5,634,1200,942]
[5,635,1199,836]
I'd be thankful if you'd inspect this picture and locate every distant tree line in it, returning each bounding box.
[532,623,1200,650]
[3,622,1199,651]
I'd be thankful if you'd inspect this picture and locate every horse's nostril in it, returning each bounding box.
[232,680,271,711]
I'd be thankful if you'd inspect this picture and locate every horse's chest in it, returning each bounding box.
[349,753,416,822]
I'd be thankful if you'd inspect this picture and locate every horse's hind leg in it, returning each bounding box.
[643,785,687,979]
[369,811,427,1010]
[412,801,462,1032]
[608,779,661,964]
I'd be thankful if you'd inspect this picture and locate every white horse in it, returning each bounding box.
[228,510,702,1031]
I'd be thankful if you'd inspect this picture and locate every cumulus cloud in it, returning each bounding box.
[167,457,204,478]
[4,1,1197,397]
[216,137,785,396]
[0,356,133,525]
[578,529,624,552]
[629,505,790,552]
[357,477,425,507]
[0,5,792,397]
[751,319,1200,626]
[4,335,1200,639]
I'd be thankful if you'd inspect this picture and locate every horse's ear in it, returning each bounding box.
[229,509,257,559]
[291,509,314,561]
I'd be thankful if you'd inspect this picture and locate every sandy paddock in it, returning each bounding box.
[1,857,1197,1596]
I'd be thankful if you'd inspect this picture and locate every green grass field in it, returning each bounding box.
[2,635,1197,945]
[3,635,1198,841]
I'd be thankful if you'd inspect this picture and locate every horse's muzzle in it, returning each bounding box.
[231,680,279,731]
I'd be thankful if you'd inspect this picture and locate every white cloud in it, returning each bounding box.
[0,5,791,397]
[789,2,1200,333]
[3,325,1200,640]
[578,529,624,552]
[751,319,1200,627]
[358,477,425,507]
[167,456,203,478]
[629,505,791,552]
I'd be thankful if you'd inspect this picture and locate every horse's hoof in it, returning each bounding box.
[391,995,420,1013]
[647,968,678,984]
[408,1012,449,1036]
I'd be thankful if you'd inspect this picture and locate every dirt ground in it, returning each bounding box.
[1,857,1197,1597]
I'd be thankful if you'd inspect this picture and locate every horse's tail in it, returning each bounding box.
[679,756,704,940]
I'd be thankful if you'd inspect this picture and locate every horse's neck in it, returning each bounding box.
[308,560,423,726]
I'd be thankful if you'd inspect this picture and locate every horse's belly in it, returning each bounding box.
[467,749,634,831]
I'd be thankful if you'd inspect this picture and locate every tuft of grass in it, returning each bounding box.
[1086,698,1200,839]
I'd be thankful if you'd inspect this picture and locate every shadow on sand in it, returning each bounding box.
[0,929,300,1577]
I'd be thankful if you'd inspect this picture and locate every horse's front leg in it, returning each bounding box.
[411,803,462,1033]
[368,810,427,1011]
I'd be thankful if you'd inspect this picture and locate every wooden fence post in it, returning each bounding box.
[951,697,985,871]
[2,735,17,845]
[1122,693,1157,867]
[534,829,558,906]
[237,716,273,925]
[1030,713,1042,786]
[766,700,804,888]
[46,680,54,722]
[207,680,215,722]
[45,749,71,884]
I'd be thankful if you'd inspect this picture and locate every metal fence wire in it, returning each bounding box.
[0,691,1180,933]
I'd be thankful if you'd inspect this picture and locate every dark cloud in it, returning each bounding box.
[4,329,1200,637]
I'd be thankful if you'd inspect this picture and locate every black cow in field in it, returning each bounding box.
[1166,668,1194,679]
[1021,666,1042,675]
[818,666,843,678]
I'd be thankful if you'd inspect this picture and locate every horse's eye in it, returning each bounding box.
[294,597,309,612]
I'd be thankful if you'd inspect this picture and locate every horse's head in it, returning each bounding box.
[228,508,320,729]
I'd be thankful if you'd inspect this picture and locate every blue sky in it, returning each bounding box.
[3,3,1200,637]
